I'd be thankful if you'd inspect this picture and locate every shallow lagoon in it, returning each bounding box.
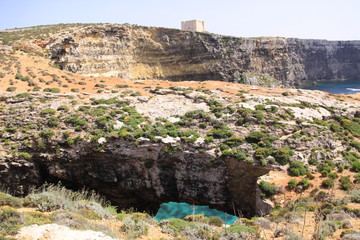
[154,202,238,225]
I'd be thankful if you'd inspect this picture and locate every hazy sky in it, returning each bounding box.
[1,0,359,40]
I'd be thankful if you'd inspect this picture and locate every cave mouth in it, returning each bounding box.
[154,201,238,224]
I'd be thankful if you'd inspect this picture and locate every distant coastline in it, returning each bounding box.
[299,79,360,94]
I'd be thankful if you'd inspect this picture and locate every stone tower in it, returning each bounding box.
[181,20,206,32]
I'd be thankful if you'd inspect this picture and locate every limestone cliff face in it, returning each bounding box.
[48,24,360,86]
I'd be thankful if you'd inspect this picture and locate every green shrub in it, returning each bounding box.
[349,190,360,203]
[64,115,87,127]
[245,131,269,143]
[207,125,233,139]
[161,218,194,236]
[341,118,360,137]
[23,212,52,225]
[0,207,23,235]
[115,84,129,88]
[222,136,244,148]
[350,140,360,150]
[289,161,308,176]
[340,176,352,190]
[15,92,32,99]
[355,173,360,183]
[40,108,56,116]
[43,87,60,93]
[288,179,297,190]
[6,87,16,92]
[321,178,334,188]
[282,92,289,96]
[328,172,338,179]
[226,224,256,234]
[18,152,32,160]
[297,177,312,190]
[57,105,70,112]
[47,116,59,127]
[0,192,22,207]
[274,147,294,165]
[259,181,276,198]
[254,148,272,160]
[313,220,341,240]
[95,115,112,129]
[26,184,114,219]
[40,130,54,140]
[121,214,149,239]
[208,216,224,227]
[352,160,360,172]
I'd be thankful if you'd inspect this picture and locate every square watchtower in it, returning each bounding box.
[181,20,206,32]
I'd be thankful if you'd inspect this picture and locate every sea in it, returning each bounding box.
[154,202,238,225]
[299,79,360,94]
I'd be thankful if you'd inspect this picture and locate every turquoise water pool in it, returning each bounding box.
[154,202,238,225]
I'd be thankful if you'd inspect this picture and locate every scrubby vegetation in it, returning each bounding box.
[0,39,359,239]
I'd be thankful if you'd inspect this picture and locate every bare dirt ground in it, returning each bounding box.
[1,51,360,103]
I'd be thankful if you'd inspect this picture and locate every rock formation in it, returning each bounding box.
[47,24,360,87]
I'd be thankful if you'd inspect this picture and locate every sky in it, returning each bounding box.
[1,0,359,40]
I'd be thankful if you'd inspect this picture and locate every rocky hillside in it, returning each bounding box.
[0,24,360,240]
[0,46,359,216]
[1,24,359,87]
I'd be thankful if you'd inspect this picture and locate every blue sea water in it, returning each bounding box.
[299,79,360,94]
[154,202,238,225]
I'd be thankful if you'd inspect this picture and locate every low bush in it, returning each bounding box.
[208,216,224,227]
[40,108,56,116]
[321,178,334,188]
[39,130,54,140]
[26,184,115,219]
[340,176,352,190]
[6,87,16,92]
[259,180,276,198]
[18,152,32,160]
[350,140,360,150]
[313,220,342,240]
[0,192,22,207]
[288,179,297,190]
[341,118,360,137]
[228,224,256,234]
[245,131,269,143]
[43,87,60,93]
[352,160,360,172]
[0,207,23,236]
[120,214,149,239]
[274,147,294,165]
[349,190,360,203]
[289,161,308,176]
[297,177,312,190]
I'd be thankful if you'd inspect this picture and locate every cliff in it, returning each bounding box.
[46,24,360,87]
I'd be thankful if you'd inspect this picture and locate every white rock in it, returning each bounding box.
[16,224,119,240]
[168,117,181,123]
[98,137,106,144]
[113,120,124,130]
[161,135,180,144]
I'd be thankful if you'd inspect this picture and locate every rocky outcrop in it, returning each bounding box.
[0,86,358,218]
[48,24,360,87]
[0,136,270,217]
[16,224,118,240]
